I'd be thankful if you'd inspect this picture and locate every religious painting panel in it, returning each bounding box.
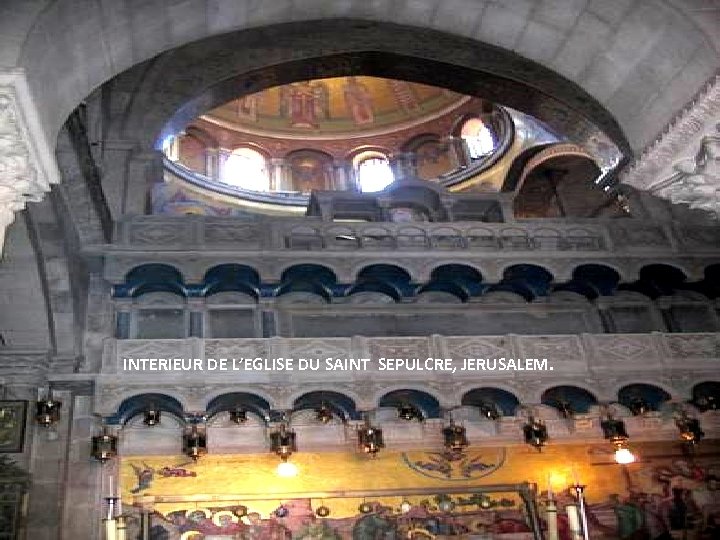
[287,150,334,193]
[119,441,720,540]
[0,401,27,453]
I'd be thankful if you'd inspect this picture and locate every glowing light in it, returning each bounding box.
[276,461,299,477]
[614,447,636,464]
[357,156,394,193]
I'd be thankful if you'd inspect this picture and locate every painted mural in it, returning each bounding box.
[207,76,464,137]
[120,441,720,540]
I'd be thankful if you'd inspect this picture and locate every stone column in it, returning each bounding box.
[99,140,135,220]
[187,298,205,338]
[25,388,73,540]
[269,158,284,191]
[498,194,516,223]
[332,160,348,191]
[113,298,133,340]
[60,390,105,540]
[124,151,164,215]
[205,148,220,180]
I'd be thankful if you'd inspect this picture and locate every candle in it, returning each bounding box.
[117,516,126,540]
[546,500,559,540]
[566,505,583,540]
[109,475,114,499]
[104,518,118,540]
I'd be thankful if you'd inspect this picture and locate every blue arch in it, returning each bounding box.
[203,264,260,297]
[281,264,337,286]
[379,389,441,419]
[461,387,520,416]
[292,391,360,421]
[206,392,271,422]
[430,264,484,296]
[541,385,598,414]
[115,263,186,297]
[618,383,671,412]
[572,264,620,296]
[111,393,185,424]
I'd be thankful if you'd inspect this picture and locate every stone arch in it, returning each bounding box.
[2,1,718,238]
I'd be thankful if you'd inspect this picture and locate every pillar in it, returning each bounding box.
[124,151,164,215]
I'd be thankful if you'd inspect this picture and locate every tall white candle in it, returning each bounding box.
[117,516,126,540]
[566,504,583,540]
[546,500,559,540]
[105,518,118,540]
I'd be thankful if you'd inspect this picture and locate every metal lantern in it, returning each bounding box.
[628,397,651,416]
[230,407,248,424]
[397,403,422,421]
[358,502,373,514]
[442,421,469,452]
[357,421,384,457]
[183,425,207,461]
[274,505,289,518]
[315,505,331,517]
[36,397,62,427]
[479,402,500,421]
[556,400,574,419]
[270,423,297,461]
[315,403,334,424]
[143,407,161,426]
[522,417,548,451]
[676,415,704,445]
[91,428,119,464]
[601,417,629,444]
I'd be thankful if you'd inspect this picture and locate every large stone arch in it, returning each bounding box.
[10,0,717,149]
[1,0,719,242]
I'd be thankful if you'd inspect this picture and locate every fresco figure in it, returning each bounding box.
[312,82,330,120]
[288,82,318,128]
[237,92,262,122]
[130,462,155,493]
[351,509,395,540]
[609,493,645,540]
[343,77,374,126]
[643,494,673,540]
[294,516,341,540]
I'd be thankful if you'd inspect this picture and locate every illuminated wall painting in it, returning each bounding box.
[120,441,720,539]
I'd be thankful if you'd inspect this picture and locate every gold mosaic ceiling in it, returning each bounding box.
[203,76,467,138]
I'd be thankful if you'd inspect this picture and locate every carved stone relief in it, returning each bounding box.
[0,71,59,254]
[622,74,720,216]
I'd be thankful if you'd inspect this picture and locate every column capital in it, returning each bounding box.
[0,69,60,254]
[620,73,720,216]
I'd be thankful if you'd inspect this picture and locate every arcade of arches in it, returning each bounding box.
[0,2,719,540]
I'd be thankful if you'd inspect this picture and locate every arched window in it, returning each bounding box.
[353,151,394,192]
[221,147,269,191]
[460,117,495,159]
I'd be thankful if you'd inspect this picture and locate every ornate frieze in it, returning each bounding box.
[621,74,720,216]
[0,69,59,254]
[95,332,720,417]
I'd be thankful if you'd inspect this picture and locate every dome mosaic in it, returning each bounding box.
[203,76,469,138]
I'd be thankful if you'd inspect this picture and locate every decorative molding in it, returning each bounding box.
[0,69,60,254]
[620,73,720,215]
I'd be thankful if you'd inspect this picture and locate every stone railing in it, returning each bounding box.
[96,332,720,452]
[109,215,720,254]
[98,332,720,411]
